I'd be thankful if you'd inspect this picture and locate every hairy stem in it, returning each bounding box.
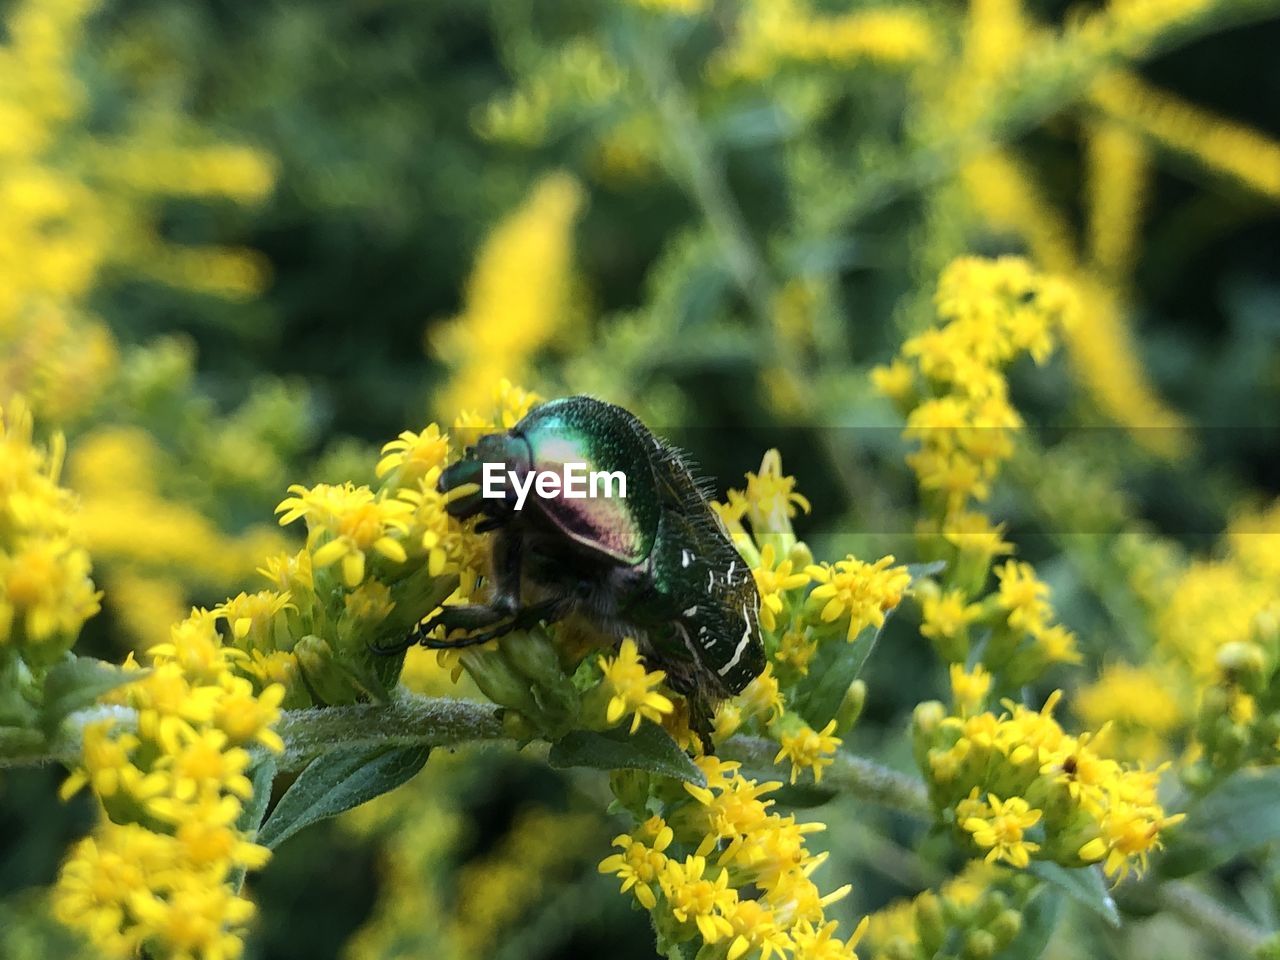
[1156,880,1268,956]
[719,733,933,817]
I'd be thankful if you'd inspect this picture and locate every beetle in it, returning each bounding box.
[387,395,763,734]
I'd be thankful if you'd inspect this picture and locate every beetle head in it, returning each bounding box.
[437,432,532,525]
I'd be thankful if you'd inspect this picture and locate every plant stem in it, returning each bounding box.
[273,693,506,771]
[719,734,933,817]
[1156,880,1269,956]
[5,693,936,816]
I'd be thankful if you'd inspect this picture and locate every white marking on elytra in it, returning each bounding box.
[727,560,737,580]
[717,604,753,677]
[707,571,715,590]
[681,549,693,568]
[673,621,698,660]
[683,606,698,617]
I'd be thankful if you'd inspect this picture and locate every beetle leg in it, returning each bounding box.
[374,528,528,655]
[412,597,570,649]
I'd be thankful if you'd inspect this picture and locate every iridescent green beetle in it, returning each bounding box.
[398,395,763,732]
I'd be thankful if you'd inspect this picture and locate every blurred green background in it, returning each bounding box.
[3,0,1280,957]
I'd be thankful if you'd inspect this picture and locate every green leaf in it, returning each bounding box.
[41,657,141,730]
[906,560,948,581]
[238,757,278,835]
[258,744,429,849]
[1160,767,1280,877]
[792,620,883,729]
[996,887,1062,960]
[549,722,706,787]
[228,757,278,894]
[769,782,837,809]
[1028,862,1120,928]
[794,562,944,728]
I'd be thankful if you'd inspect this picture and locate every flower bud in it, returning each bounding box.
[1217,641,1266,692]
[915,890,946,953]
[988,909,1022,948]
[963,930,997,960]
[499,629,580,728]
[835,679,867,734]
[295,635,360,705]
[459,647,543,724]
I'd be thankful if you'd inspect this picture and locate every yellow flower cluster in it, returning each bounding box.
[1074,661,1186,765]
[914,687,1183,880]
[601,758,868,960]
[1099,499,1280,781]
[70,425,286,606]
[267,406,500,704]
[709,451,904,782]
[876,256,1076,518]
[0,0,274,425]
[714,1,936,81]
[1092,70,1280,202]
[960,150,1191,459]
[875,259,1085,689]
[53,610,285,960]
[430,173,585,418]
[806,557,911,644]
[0,397,100,668]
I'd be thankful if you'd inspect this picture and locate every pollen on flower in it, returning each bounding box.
[598,637,675,733]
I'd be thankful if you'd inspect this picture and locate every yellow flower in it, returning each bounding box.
[431,169,583,416]
[949,664,991,716]
[660,855,737,944]
[375,423,451,481]
[598,638,675,733]
[938,511,1014,561]
[806,555,910,641]
[994,560,1051,633]
[213,677,286,752]
[167,729,254,804]
[921,590,981,646]
[961,792,1042,868]
[871,359,916,406]
[129,875,256,960]
[774,719,841,784]
[741,449,811,534]
[738,662,785,724]
[396,465,477,578]
[598,819,673,910]
[276,482,413,586]
[51,824,176,958]
[210,590,294,651]
[1030,622,1082,665]
[790,916,869,960]
[0,535,100,647]
[723,898,793,960]
[752,542,810,632]
[776,628,818,675]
